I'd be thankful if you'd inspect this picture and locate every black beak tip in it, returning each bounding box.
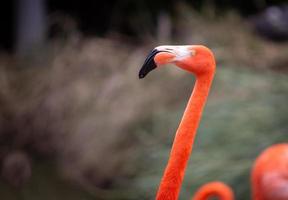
[138,49,160,79]
[139,73,145,79]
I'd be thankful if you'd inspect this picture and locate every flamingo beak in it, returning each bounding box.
[139,45,197,78]
[139,49,167,79]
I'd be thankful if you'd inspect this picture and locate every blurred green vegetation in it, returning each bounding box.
[0,3,288,200]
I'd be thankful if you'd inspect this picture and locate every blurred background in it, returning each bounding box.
[0,0,288,199]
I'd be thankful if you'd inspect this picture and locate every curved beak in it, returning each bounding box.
[139,45,193,79]
[139,49,166,79]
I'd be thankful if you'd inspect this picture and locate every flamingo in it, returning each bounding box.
[251,143,288,200]
[192,181,234,200]
[139,46,288,200]
[139,45,216,200]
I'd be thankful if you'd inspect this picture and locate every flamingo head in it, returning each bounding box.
[139,45,216,79]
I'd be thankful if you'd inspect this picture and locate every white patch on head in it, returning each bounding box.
[155,45,195,61]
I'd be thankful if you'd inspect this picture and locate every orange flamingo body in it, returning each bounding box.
[252,143,288,200]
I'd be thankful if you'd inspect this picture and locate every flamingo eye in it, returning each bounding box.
[190,49,196,56]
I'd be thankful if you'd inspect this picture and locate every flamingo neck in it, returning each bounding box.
[192,182,235,200]
[156,72,215,200]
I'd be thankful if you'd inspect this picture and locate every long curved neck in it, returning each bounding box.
[192,182,235,200]
[156,72,215,200]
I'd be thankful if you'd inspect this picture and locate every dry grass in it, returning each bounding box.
[0,36,193,195]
